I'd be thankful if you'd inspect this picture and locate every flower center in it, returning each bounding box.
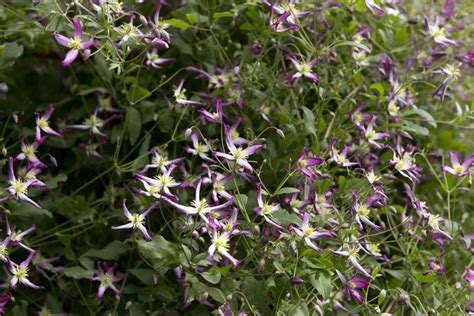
[12,180,28,197]
[357,204,370,217]
[37,117,49,129]
[430,26,446,40]
[192,199,209,213]
[298,159,308,168]
[261,203,275,215]
[335,153,348,164]
[22,144,36,159]
[366,129,376,140]
[231,147,245,160]
[130,213,143,227]
[214,184,225,192]
[213,234,229,249]
[101,273,113,285]
[157,174,174,188]
[14,266,29,281]
[368,243,381,256]
[85,115,103,129]
[0,244,8,260]
[299,62,311,74]
[303,226,314,237]
[454,164,464,175]
[196,144,207,154]
[69,38,82,50]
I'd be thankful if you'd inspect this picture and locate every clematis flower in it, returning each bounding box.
[362,116,390,149]
[348,103,371,128]
[329,139,359,167]
[351,190,385,232]
[111,200,157,241]
[143,149,184,173]
[208,226,240,267]
[115,15,144,47]
[426,259,446,274]
[15,136,46,168]
[53,18,99,67]
[145,48,175,69]
[0,294,10,314]
[68,107,105,136]
[173,80,204,106]
[4,157,41,208]
[6,215,36,253]
[0,237,11,262]
[214,125,265,173]
[8,252,43,290]
[431,64,461,100]
[199,99,224,124]
[265,0,312,26]
[443,151,474,177]
[365,0,384,16]
[148,4,171,43]
[163,180,234,223]
[296,148,324,180]
[390,143,422,182]
[91,262,124,300]
[424,16,459,47]
[202,165,234,203]
[333,244,374,280]
[35,104,62,141]
[186,130,214,162]
[336,270,370,303]
[289,212,335,252]
[136,165,181,198]
[288,57,319,83]
[464,268,474,291]
[254,183,282,229]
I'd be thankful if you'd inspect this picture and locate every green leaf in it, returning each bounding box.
[130,268,156,285]
[213,12,234,22]
[45,173,68,189]
[310,273,332,299]
[164,18,191,30]
[200,267,221,284]
[414,272,437,283]
[12,202,52,218]
[63,266,93,279]
[0,42,24,68]
[378,289,387,305]
[301,106,316,135]
[126,107,142,146]
[83,240,127,260]
[370,83,384,96]
[401,121,429,136]
[137,235,182,274]
[402,109,437,128]
[275,187,300,195]
[186,14,198,24]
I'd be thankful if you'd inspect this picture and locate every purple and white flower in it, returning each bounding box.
[289,212,335,252]
[214,125,265,173]
[111,200,156,241]
[53,18,99,67]
[92,262,124,300]
[35,104,62,141]
[443,151,474,177]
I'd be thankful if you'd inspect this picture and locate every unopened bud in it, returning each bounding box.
[12,113,18,123]
[185,128,193,138]
[276,129,285,139]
